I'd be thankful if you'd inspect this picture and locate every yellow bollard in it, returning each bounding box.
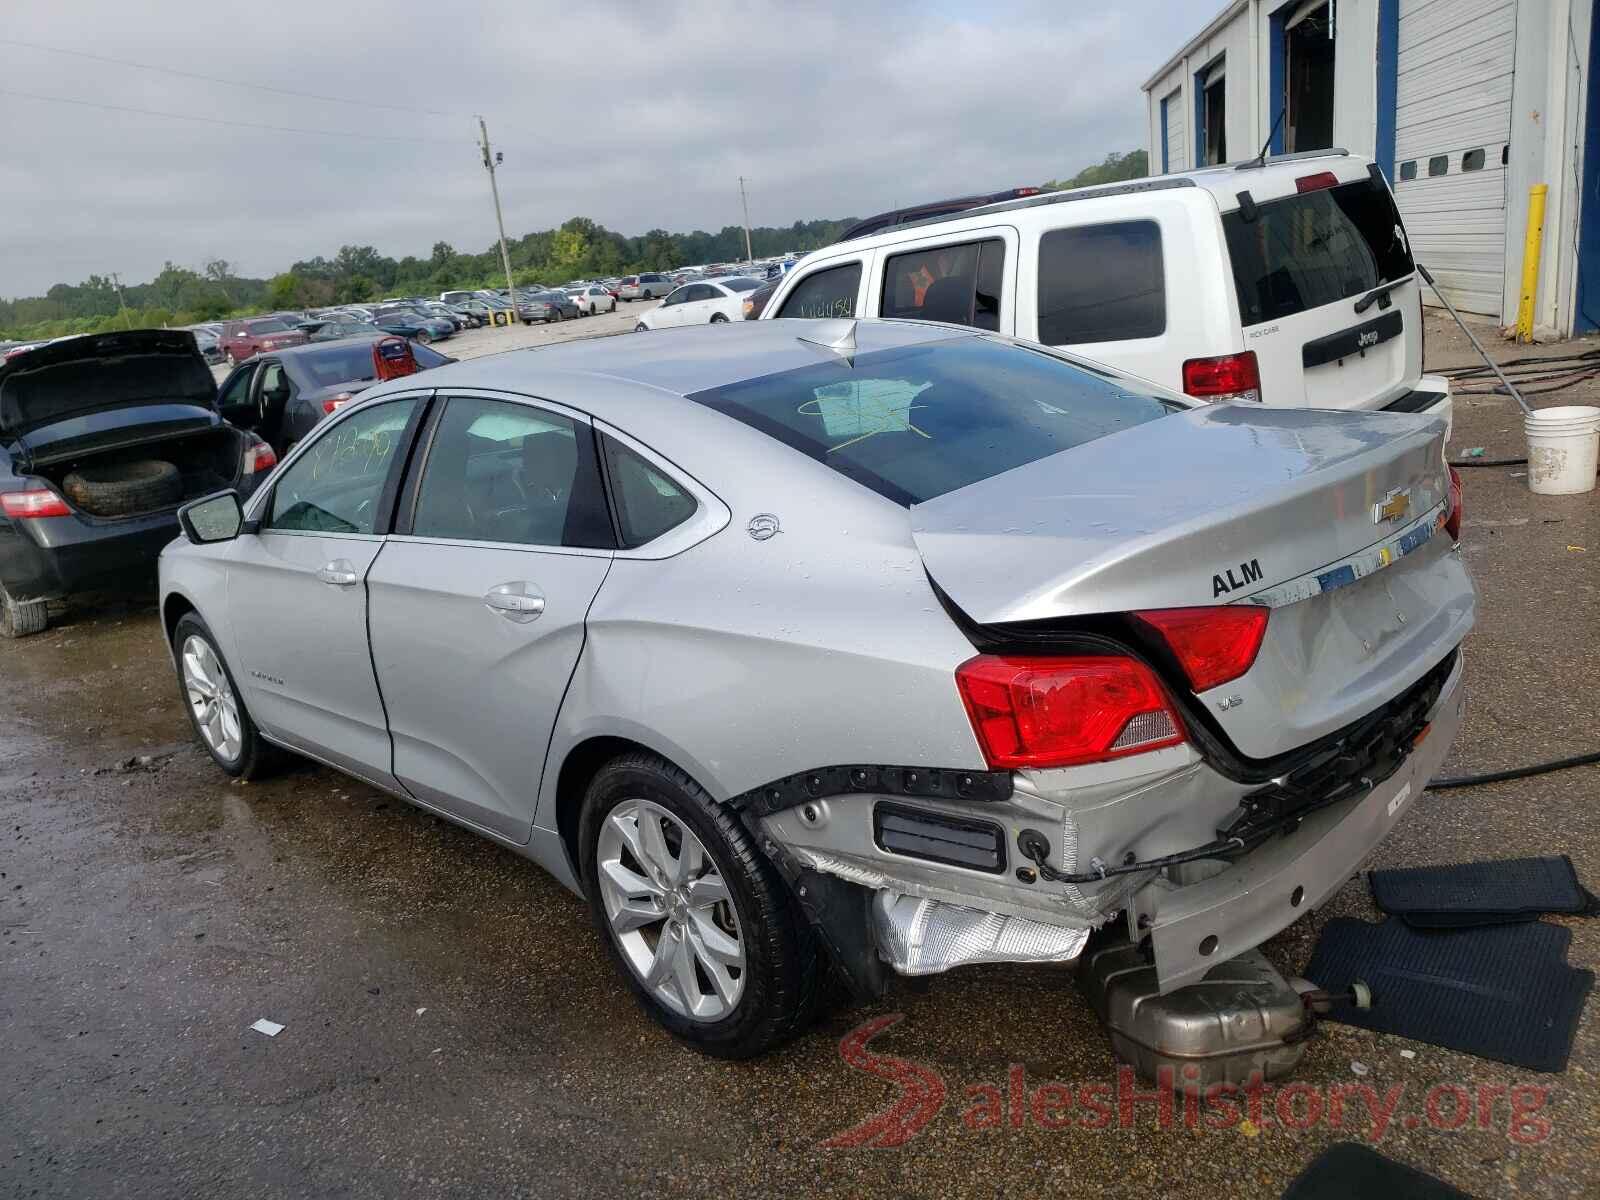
[1515,184,1548,344]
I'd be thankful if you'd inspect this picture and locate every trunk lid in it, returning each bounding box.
[1222,170,1421,410]
[0,330,216,441]
[913,403,1473,758]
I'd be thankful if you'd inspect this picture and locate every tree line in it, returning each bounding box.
[1,150,1146,341]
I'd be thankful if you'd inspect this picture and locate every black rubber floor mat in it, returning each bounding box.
[1282,1143,1474,1200]
[1303,918,1593,1072]
[1370,855,1600,928]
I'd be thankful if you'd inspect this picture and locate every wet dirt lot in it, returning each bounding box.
[4,310,1599,1199]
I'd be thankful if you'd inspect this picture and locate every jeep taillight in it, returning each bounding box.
[1183,352,1261,403]
[955,655,1185,770]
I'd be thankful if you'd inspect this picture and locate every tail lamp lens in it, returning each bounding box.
[243,438,277,475]
[1296,171,1340,193]
[955,655,1185,770]
[1134,606,1270,692]
[322,392,355,415]
[1182,351,1261,403]
[1444,466,1463,542]
[1,489,71,519]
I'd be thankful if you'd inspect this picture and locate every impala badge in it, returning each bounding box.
[1373,488,1411,524]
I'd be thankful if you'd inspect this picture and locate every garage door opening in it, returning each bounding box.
[1201,62,1226,165]
[1285,2,1334,153]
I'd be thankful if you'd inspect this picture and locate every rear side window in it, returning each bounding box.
[775,262,861,319]
[601,435,697,548]
[687,336,1179,506]
[1036,221,1166,344]
[879,239,1004,331]
[1223,180,1415,326]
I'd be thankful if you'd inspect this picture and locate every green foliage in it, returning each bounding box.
[1044,149,1150,191]
[2,151,1143,338]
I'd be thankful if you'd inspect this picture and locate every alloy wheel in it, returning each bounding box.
[595,799,746,1021]
[181,635,242,762]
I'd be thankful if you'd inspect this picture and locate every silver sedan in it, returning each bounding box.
[158,319,1472,1057]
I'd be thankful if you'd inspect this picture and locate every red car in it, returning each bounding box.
[220,317,307,365]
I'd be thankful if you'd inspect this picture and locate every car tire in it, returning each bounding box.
[173,612,281,780]
[0,581,48,639]
[63,459,181,517]
[635,322,649,332]
[579,751,819,1059]
[415,331,433,346]
[710,313,729,324]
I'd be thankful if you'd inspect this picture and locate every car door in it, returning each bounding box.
[365,393,615,843]
[215,360,260,431]
[252,359,296,454]
[654,286,691,327]
[225,393,428,788]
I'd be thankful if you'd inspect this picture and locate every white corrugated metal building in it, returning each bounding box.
[1142,0,1600,337]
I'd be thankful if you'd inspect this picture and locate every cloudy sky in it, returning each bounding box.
[1,1,1204,298]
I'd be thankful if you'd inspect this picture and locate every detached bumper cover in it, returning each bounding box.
[1149,651,1466,992]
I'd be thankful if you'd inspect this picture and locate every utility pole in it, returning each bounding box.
[477,117,518,331]
[737,176,753,263]
[110,272,132,329]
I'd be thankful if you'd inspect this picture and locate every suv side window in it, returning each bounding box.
[879,239,1005,330]
[412,397,611,549]
[1036,221,1166,344]
[266,397,418,535]
[775,262,861,319]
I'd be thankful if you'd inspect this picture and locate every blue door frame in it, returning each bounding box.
[1160,94,1171,172]
[1576,0,1600,332]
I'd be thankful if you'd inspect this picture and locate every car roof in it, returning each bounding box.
[366,318,968,405]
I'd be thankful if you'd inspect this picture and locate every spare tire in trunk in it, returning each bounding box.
[63,459,182,516]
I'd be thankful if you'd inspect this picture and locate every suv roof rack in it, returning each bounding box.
[888,176,1199,236]
[1232,147,1349,171]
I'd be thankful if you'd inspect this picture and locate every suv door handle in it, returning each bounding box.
[484,582,546,623]
[316,559,359,587]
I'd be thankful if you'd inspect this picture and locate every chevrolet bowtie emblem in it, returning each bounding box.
[1374,487,1411,524]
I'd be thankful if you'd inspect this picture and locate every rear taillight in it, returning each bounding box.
[1134,606,1269,692]
[1444,466,1462,542]
[242,437,277,476]
[1295,171,1339,193]
[1183,351,1261,403]
[322,392,355,415]
[955,655,1185,770]
[1,488,71,519]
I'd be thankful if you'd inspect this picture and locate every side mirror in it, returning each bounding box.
[178,491,245,545]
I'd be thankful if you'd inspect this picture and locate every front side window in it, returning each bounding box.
[266,397,418,534]
[601,435,697,548]
[412,397,609,548]
[247,319,291,335]
[1222,180,1414,326]
[688,336,1179,506]
[879,239,1005,331]
[663,287,690,306]
[1037,221,1166,345]
[774,261,861,319]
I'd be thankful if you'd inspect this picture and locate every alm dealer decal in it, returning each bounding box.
[1211,557,1263,598]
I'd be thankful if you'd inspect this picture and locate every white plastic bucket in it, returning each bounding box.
[1525,405,1600,495]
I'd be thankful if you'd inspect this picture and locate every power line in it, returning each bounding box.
[0,35,468,118]
[0,87,465,145]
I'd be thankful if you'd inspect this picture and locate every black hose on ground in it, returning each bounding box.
[1428,751,1600,790]
[1449,456,1527,467]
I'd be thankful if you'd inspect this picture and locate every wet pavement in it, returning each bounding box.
[3,310,1598,1198]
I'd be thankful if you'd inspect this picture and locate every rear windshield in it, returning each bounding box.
[296,341,449,387]
[718,277,761,292]
[1223,180,1414,326]
[687,336,1180,506]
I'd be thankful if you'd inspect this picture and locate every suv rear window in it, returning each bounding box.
[776,262,861,319]
[686,336,1179,506]
[247,319,291,334]
[1223,180,1415,326]
[1036,221,1165,344]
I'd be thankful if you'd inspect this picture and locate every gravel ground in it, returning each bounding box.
[2,308,1597,1199]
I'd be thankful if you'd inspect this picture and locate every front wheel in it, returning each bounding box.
[710,313,729,324]
[580,752,818,1058]
[415,331,433,346]
[634,321,649,332]
[173,613,280,779]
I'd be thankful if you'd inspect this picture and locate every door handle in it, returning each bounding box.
[316,559,359,587]
[484,582,546,623]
